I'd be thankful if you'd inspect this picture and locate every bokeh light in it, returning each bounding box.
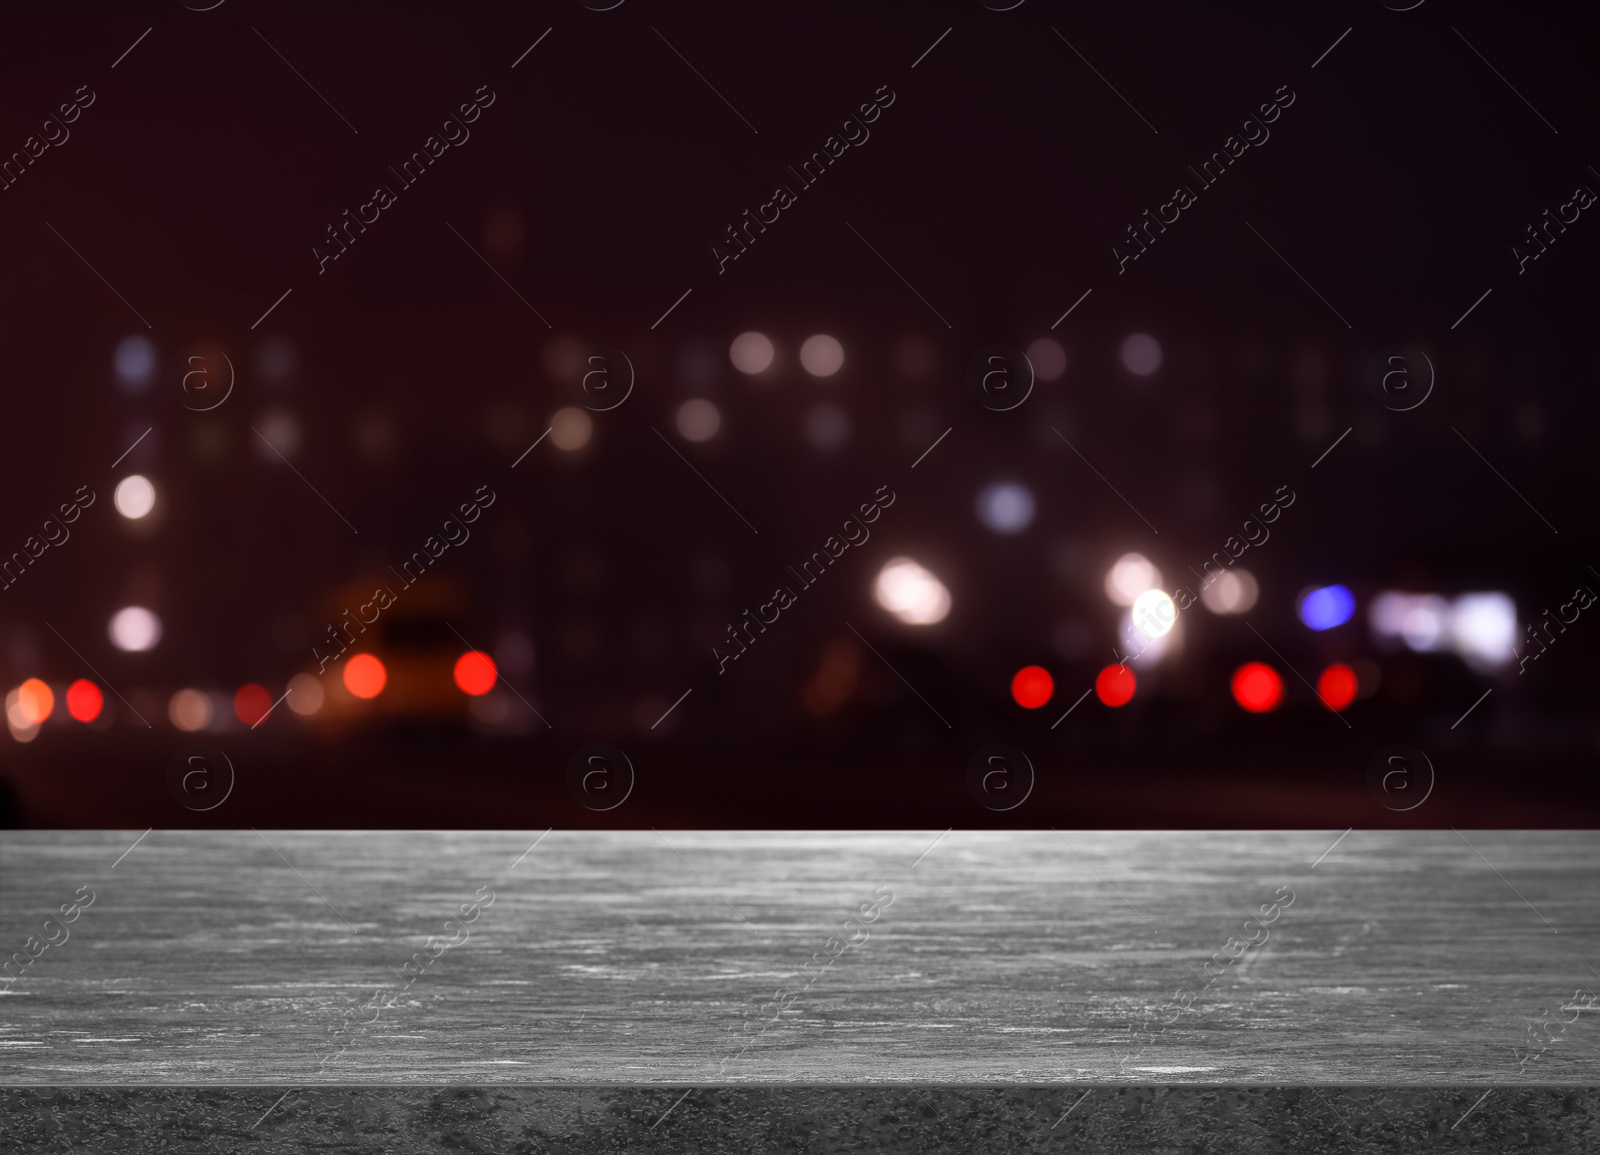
[114,335,156,392]
[1298,584,1356,631]
[169,688,212,731]
[803,403,850,451]
[1011,665,1054,709]
[255,409,302,458]
[1231,662,1283,712]
[454,651,498,695]
[1026,337,1067,381]
[234,683,273,726]
[285,672,325,716]
[729,331,775,374]
[976,482,1036,534]
[676,398,722,442]
[1095,663,1136,707]
[549,406,594,451]
[5,688,39,743]
[344,654,387,699]
[1120,332,1163,376]
[1105,552,1160,606]
[873,557,951,626]
[109,607,161,652]
[1131,589,1177,638]
[799,334,845,377]
[1450,592,1518,671]
[1200,568,1259,615]
[66,679,103,723]
[1317,663,1358,711]
[16,678,54,725]
[114,474,156,519]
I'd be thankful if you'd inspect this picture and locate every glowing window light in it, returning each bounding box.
[169,688,212,732]
[976,482,1036,535]
[1011,665,1054,709]
[550,406,594,451]
[344,654,387,699]
[66,679,103,723]
[1131,589,1177,639]
[799,334,844,377]
[1200,568,1259,615]
[1231,662,1283,712]
[729,331,775,374]
[1120,333,1162,376]
[873,557,951,626]
[1095,663,1136,706]
[234,683,273,726]
[1026,337,1067,381]
[109,607,162,652]
[454,652,498,696]
[285,672,325,716]
[16,678,55,725]
[675,398,721,442]
[804,403,850,451]
[1317,663,1358,712]
[1105,553,1160,607]
[114,475,156,519]
[114,335,156,392]
[1299,584,1356,631]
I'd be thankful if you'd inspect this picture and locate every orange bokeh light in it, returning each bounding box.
[453,651,498,696]
[1317,662,1358,711]
[1231,662,1284,713]
[1095,664,1136,707]
[17,678,54,725]
[343,654,387,699]
[66,679,103,723]
[234,683,273,726]
[1010,664,1054,709]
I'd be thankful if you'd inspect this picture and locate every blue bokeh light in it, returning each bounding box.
[1299,584,1355,631]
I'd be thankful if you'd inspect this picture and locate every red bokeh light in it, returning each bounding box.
[344,654,387,699]
[1317,662,1358,711]
[234,683,273,726]
[454,651,498,696]
[66,679,103,723]
[1095,664,1136,707]
[1231,662,1284,712]
[1010,664,1054,709]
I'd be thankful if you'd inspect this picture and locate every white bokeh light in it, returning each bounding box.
[109,606,161,652]
[1120,333,1163,376]
[1200,568,1260,615]
[168,688,212,731]
[676,399,722,442]
[1450,593,1517,671]
[874,557,951,626]
[549,406,594,451]
[1105,552,1160,606]
[1131,588,1177,638]
[114,475,156,520]
[799,334,845,378]
[729,331,775,374]
[976,482,1036,534]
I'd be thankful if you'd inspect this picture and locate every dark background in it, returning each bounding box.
[0,0,1596,827]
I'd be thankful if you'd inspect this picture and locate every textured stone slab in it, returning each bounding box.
[2,830,1598,1085]
[2,1087,1598,1154]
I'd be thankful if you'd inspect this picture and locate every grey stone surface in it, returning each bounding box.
[1,1086,1597,1154]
